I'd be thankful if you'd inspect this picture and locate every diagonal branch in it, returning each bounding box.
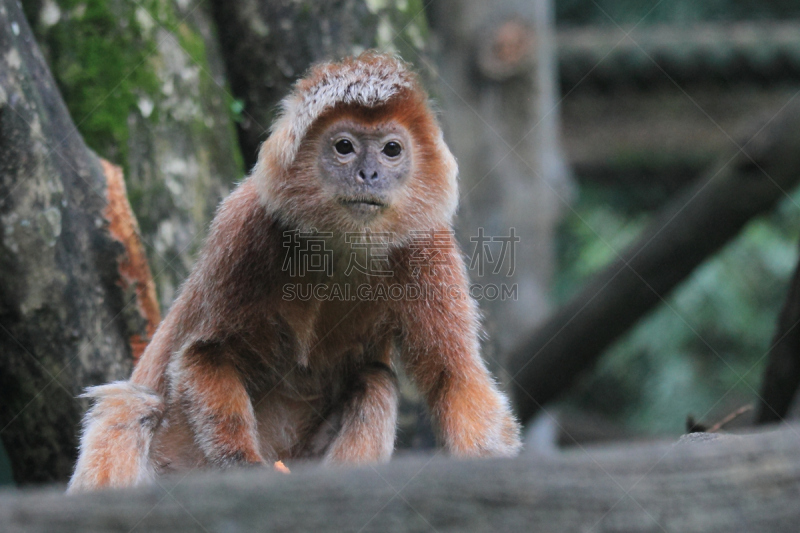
[507,102,800,423]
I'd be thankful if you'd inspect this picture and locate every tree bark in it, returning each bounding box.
[508,101,800,424]
[2,425,800,532]
[757,239,800,423]
[0,0,155,484]
[21,0,244,309]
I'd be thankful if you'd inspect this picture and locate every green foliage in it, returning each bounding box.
[32,0,162,167]
[555,183,800,434]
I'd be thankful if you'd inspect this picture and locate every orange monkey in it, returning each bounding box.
[68,53,521,492]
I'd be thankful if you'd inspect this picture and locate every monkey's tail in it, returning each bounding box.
[67,381,164,493]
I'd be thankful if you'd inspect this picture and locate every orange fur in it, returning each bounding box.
[69,53,520,492]
[67,383,163,492]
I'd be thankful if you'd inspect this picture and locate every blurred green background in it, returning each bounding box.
[555,181,800,434]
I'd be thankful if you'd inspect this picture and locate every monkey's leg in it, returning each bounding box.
[321,362,399,464]
[175,347,265,468]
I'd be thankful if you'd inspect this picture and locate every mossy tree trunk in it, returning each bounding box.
[0,0,157,484]
[21,0,244,309]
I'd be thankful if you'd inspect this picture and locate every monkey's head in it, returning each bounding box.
[256,53,458,243]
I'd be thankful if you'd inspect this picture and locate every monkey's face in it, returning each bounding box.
[317,119,413,222]
[262,96,458,243]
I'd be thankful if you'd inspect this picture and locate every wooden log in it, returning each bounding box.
[507,100,800,423]
[1,425,799,532]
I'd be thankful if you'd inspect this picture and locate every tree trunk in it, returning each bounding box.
[0,0,156,484]
[508,101,800,424]
[757,239,800,423]
[428,0,572,365]
[2,425,800,532]
[21,0,244,309]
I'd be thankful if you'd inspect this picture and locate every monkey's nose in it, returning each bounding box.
[358,169,379,182]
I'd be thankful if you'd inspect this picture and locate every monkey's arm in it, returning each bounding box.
[173,342,265,467]
[396,246,522,457]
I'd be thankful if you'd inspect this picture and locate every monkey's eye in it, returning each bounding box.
[382,141,402,158]
[334,139,354,155]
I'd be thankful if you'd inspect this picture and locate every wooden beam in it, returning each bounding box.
[558,22,800,91]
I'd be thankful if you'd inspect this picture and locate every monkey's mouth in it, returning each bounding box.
[338,197,389,213]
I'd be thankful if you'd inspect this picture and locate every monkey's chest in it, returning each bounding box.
[253,296,392,397]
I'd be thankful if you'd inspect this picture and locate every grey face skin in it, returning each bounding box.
[318,119,413,219]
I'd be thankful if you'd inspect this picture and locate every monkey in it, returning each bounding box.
[67,52,522,492]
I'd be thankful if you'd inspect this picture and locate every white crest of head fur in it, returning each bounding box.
[268,53,417,170]
[254,53,460,233]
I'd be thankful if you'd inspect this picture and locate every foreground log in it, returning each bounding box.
[0,0,155,483]
[508,101,800,423]
[2,425,799,532]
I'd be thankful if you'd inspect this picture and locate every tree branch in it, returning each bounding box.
[757,239,800,423]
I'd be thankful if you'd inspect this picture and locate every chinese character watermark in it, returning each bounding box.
[344,231,394,277]
[408,229,454,277]
[468,227,519,277]
[282,229,333,276]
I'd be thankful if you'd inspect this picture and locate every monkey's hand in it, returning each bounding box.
[401,313,523,457]
[175,344,266,468]
[435,373,522,457]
